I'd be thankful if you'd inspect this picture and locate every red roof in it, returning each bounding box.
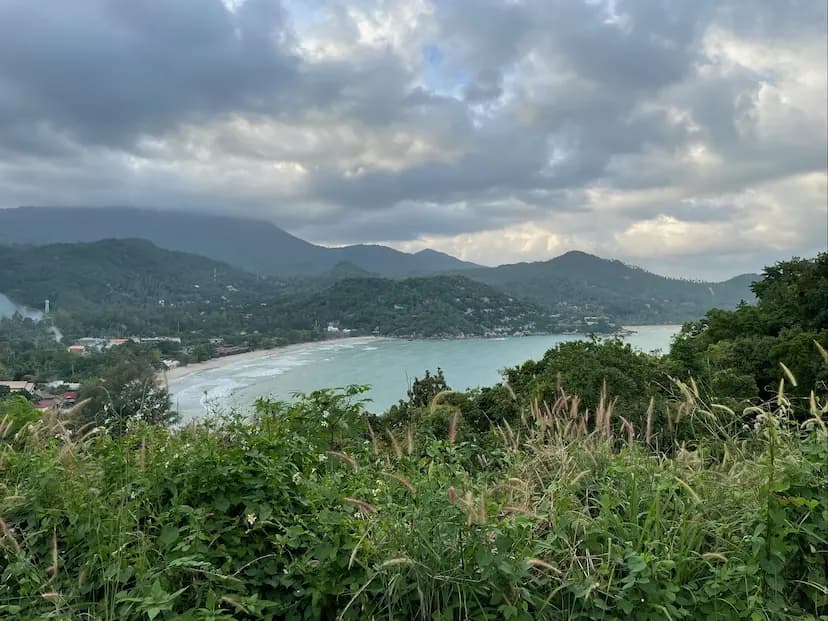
[63,391,79,400]
[35,399,57,410]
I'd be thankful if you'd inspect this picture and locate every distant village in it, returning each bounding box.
[0,335,185,411]
[0,379,80,412]
[65,335,182,354]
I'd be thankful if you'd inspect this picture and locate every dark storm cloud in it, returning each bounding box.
[0,0,302,148]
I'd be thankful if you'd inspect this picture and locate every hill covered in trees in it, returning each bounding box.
[276,275,598,338]
[466,250,756,324]
[0,209,757,325]
[0,240,592,347]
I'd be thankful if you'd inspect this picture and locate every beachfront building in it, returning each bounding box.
[0,380,36,394]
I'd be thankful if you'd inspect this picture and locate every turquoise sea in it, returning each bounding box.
[169,325,680,420]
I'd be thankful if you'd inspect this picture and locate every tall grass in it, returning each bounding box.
[1,376,826,620]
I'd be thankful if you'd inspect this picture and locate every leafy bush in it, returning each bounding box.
[1,374,825,619]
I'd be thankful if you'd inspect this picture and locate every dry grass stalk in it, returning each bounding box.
[619,416,635,444]
[0,415,12,439]
[570,470,590,486]
[503,381,517,400]
[569,396,580,420]
[501,506,538,518]
[343,497,377,514]
[605,396,617,439]
[447,486,457,504]
[383,472,416,494]
[815,339,828,364]
[138,439,147,472]
[406,425,414,455]
[476,490,488,524]
[503,419,516,448]
[532,401,547,434]
[365,416,379,456]
[327,451,359,471]
[644,397,654,445]
[385,429,402,459]
[47,528,59,578]
[447,411,460,444]
[429,390,456,415]
[779,362,798,387]
[527,558,561,574]
[220,596,251,615]
[674,476,701,504]
[0,517,21,553]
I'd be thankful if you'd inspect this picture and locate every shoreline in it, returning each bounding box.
[161,324,677,386]
[160,336,384,384]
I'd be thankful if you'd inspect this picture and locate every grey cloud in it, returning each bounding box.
[0,0,297,147]
[0,0,824,278]
[463,69,503,103]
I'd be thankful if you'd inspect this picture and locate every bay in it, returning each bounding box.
[169,325,679,420]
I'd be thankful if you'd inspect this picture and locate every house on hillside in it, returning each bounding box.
[0,380,37,394]
[67,344,86,354]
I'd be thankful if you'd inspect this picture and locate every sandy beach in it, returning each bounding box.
[160,336,382,384]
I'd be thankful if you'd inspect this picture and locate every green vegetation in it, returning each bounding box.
[0,254,825,620]
[0,240,599,352]
[0,239,314,346]
[277,275,595,337]
[468,250,756,324]
[670,253,828,406]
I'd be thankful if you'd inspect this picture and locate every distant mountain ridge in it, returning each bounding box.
[0,239,577,340]
[0,207,759,324]
[0,207,479,276]
[467,250,757,324]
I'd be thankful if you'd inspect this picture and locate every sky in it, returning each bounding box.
[0,0,825,280]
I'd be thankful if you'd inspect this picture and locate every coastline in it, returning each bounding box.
[160,336,384,384]
[160,324,679,385]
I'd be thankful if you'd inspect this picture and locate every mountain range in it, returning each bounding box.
[467,252,756,324]
[0,206,759,324]
[0,238,572,340]
[0,207,477,276]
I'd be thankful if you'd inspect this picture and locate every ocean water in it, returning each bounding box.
[168,325,680,420]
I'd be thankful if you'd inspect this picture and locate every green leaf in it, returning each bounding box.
[159,525,179,547]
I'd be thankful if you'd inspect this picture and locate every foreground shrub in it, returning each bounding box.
[1,380,826,620]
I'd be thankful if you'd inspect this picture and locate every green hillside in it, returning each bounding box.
[0,240,590,343]
[468,251,756,323]
[276,275,604,338]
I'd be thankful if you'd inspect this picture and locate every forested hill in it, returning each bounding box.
[272,275,601,338]
[467,251,757,324]
[0,238,268,312]
[0,240,598,341]
[0,207,478,276]
[0,208,757,325]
